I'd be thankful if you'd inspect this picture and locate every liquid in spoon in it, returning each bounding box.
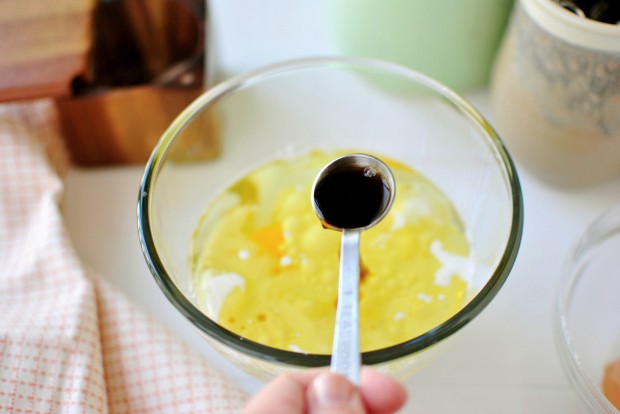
[313,164,393,230]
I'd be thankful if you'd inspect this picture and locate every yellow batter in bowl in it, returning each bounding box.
[190,150,472,354]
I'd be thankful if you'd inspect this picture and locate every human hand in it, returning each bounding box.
[243,368,407,414]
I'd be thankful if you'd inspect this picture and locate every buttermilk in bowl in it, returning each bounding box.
[189,149,473,354]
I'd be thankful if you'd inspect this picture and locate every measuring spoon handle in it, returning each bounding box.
[331,228,361,385]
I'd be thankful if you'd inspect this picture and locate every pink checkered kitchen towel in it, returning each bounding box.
[0,100,247,413]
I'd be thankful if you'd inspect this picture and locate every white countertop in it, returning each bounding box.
[61,1,620,412]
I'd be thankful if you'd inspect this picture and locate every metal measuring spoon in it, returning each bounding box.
[311,153,396,384]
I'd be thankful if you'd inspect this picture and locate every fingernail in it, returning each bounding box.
[309,372,363,412]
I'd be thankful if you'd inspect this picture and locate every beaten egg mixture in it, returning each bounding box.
[190,150,472,353]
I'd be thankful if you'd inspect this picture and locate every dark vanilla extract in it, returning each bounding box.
[313,164,391,229]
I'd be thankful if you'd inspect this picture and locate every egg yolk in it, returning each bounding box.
[603,357,620,410]
[190,150,472,353]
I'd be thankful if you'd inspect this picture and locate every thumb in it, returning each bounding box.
[307,372,366,414]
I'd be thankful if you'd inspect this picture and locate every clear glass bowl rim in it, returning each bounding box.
[137,55,524,367]
[554,203,620,414]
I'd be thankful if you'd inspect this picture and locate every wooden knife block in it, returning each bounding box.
[55,85,219,165]
[0,0,94,101]
[0,0,218,166]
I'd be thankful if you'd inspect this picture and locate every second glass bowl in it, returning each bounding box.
[555,204,620,413]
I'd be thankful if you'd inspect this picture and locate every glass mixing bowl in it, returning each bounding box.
[138,56,524,381]
[555,204,620,414]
